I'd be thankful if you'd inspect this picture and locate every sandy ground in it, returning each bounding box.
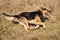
[0,0,60,40]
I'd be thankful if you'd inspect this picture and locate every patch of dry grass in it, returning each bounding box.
[0,0,60,40]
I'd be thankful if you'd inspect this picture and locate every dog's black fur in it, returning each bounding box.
[3,10,47,27]
[8,10,46,22]
[3,10,47,22]
[20,10,46,22]
[19,10,47,22]
[18,10,42,20]
[3,10,49,27]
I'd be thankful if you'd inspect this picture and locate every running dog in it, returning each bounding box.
[3,7,52,31]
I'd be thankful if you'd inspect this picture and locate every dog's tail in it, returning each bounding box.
[3,13,18,21]
[3,13,18,17]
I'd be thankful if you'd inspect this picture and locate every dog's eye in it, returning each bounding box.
[43,8,46,10]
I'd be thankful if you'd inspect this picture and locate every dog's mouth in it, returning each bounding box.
[45,10,52,15]
[45,12,51,20]
[45,12,50,15]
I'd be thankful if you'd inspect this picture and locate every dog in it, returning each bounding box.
[3,7,52,31]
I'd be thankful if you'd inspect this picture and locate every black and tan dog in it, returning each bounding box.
[3,7,52,31]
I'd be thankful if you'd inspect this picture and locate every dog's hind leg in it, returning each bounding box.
[18,17,33,31]
[16,19,29,31]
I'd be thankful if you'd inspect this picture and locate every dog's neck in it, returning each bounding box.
[37,10,47,22]
[40,15,46,22]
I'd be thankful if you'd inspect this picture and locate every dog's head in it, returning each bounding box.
[40,7,52,20]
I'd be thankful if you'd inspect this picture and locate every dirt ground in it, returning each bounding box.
[0,0,60,40]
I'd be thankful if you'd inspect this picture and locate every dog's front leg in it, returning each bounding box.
[40,22,46,29]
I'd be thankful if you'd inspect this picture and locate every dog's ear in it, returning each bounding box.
[40,7,52,12]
